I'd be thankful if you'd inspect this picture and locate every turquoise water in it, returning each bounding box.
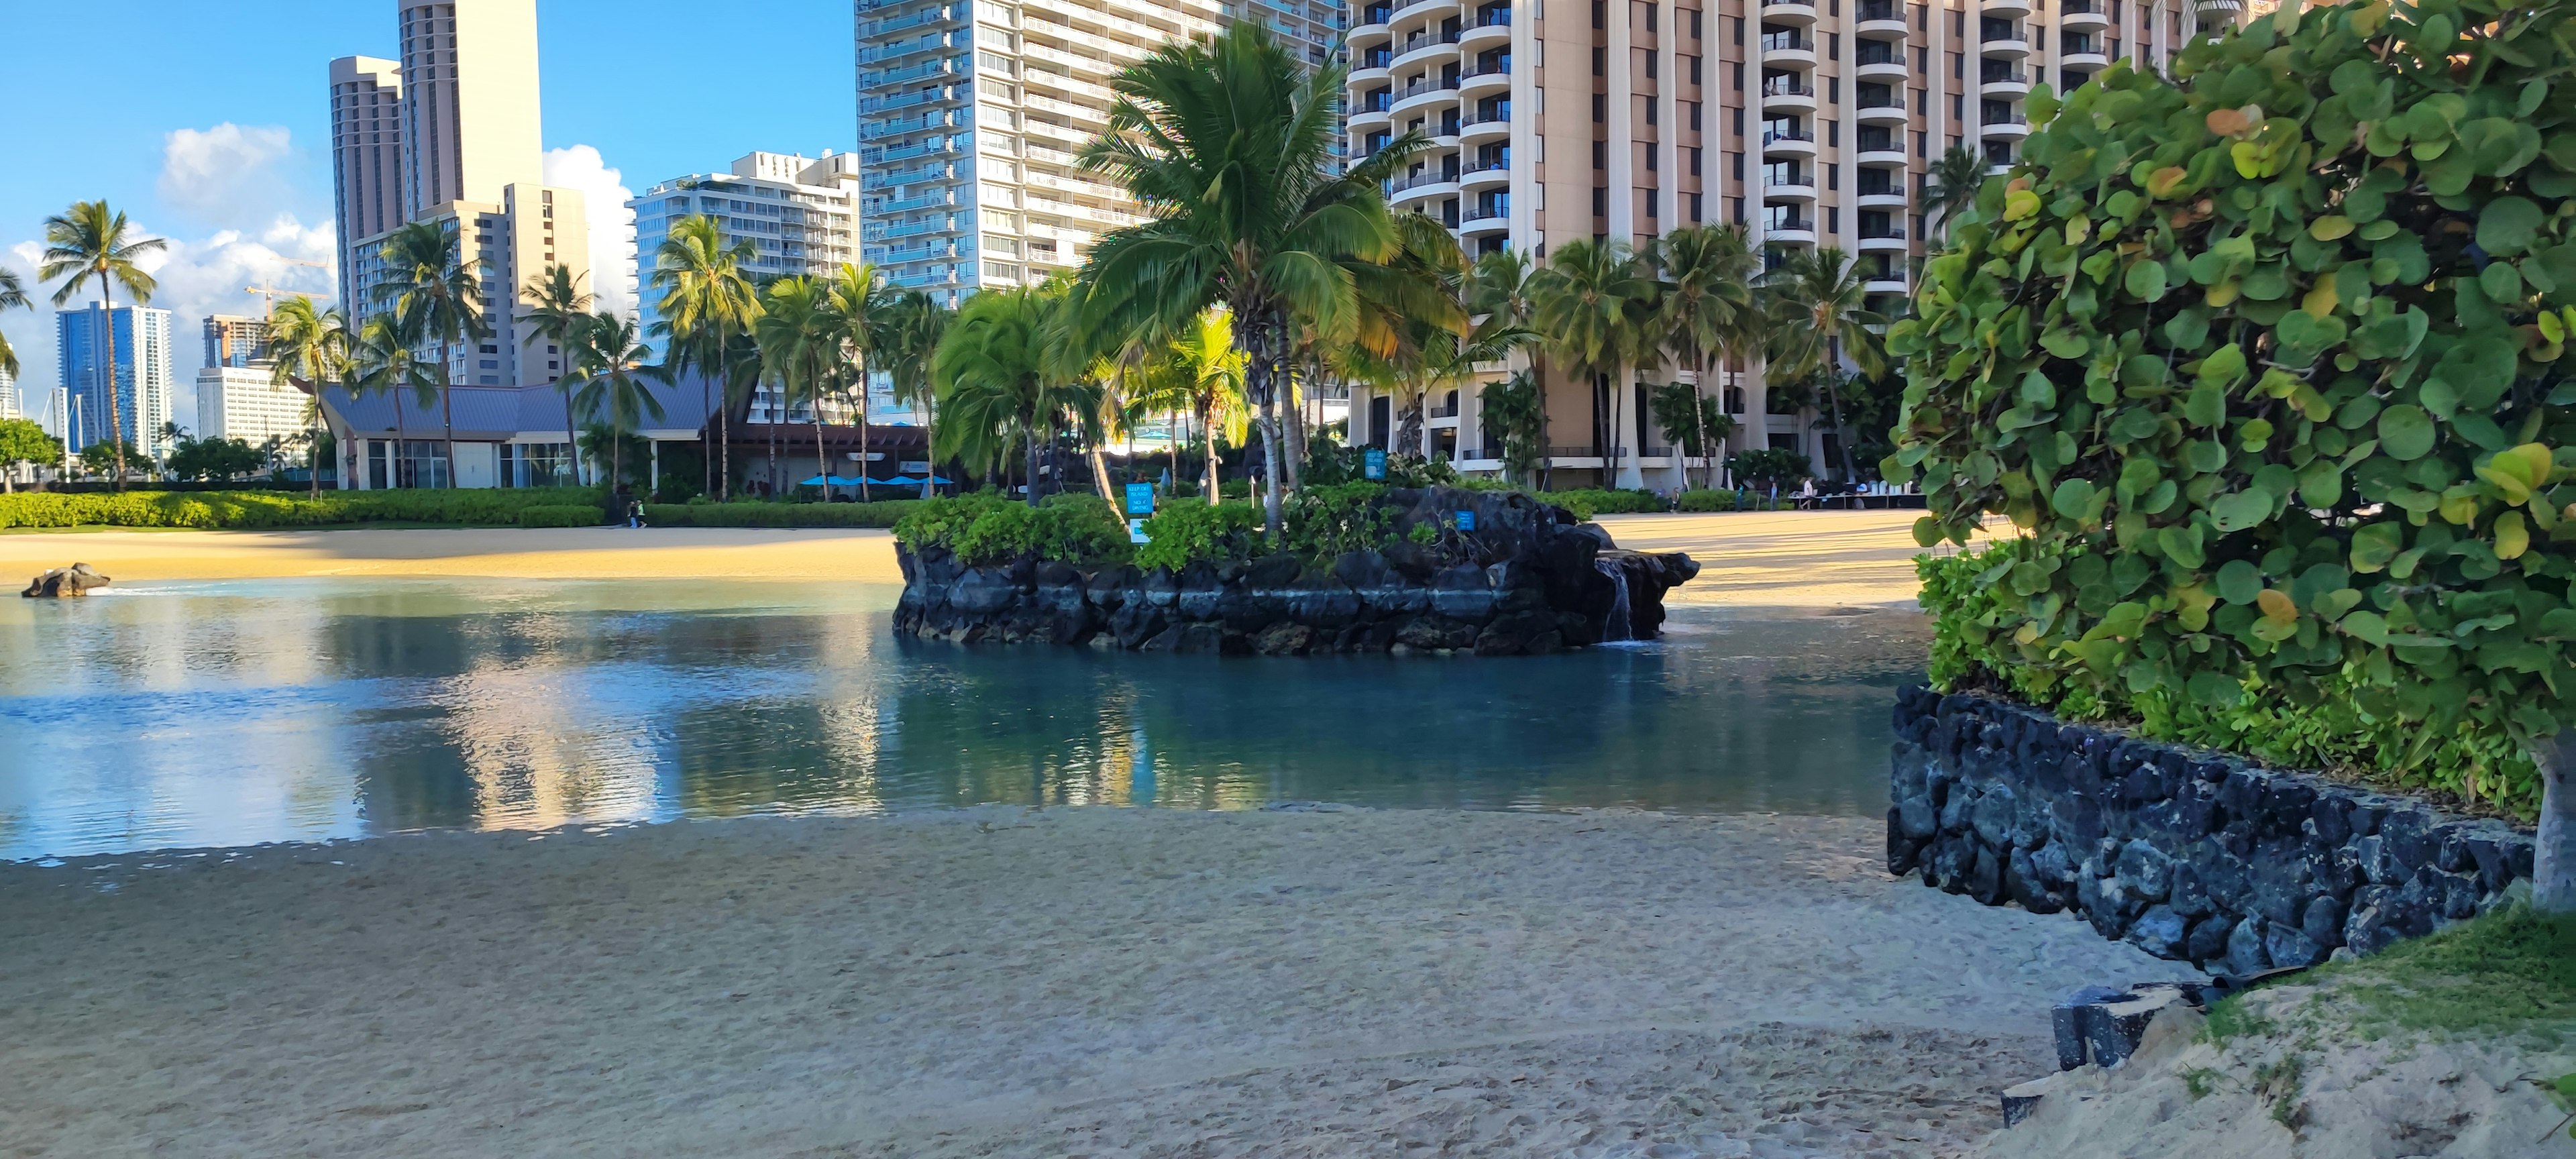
[0,580,1928,860]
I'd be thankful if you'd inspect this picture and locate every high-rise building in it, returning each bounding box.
[396,0,546,213]
[329,56,408,321]
[57,303,176,459]
[203,315,272,370]
[0,365,19,421]
[332,0,591,393]
[631,152,864,331]
[852,0,1343,305]
[1343,0,2235,488]
[197,366,311,447]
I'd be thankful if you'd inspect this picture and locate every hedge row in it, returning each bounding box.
[641,500,924,528]
[0,488,608,530]
[517,506,606,529]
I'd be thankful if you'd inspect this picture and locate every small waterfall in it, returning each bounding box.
[1594,557,1634,643]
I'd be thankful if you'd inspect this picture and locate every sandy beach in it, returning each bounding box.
[0,510,1964,605]
[0,808,2196,1158]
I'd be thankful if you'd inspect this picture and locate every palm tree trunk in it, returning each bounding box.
[1200,396,1218,506]
[1281,358,1306,492]
[1821,374,1857,486]
[1024,410,1042,509]
[700,372,714,499]
[766,392,780,498]
[1693,353,1713,491]
[920,397,936,500]
[441,376,458,488]
[855,380,870,503]
[566,389,582,488]
[718,378,733,502]
[1534,354,1552,492]
[820,412,835,503]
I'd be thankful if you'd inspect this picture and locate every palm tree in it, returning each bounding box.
[932,284,1102,506]
[349,315,441,485]
[1530,237,1656,490]
[39,201,167,490]
[376,220,489,486]
[1075,22,1417,539]
[826,262,894,501]
[1762,246,1889,486]
[519,264,594,485]
[0,268,28,383]
[566,312,665,493]
[649,216,761,500]
[264,296,350,498]
[1466,248,1546,486]
[1919,145,1990,242]
[879,290,951,498]
[755,275,837,499]
[1652,224,1762,489]
[1124,309,1248,504]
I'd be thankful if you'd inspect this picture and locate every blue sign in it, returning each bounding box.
[1455,509,1476,531]
[1124,482,1156,516]
[1363,447,1387,480]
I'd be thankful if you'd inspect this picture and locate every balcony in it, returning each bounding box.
[857,32,953,66]
[2061,0,2110,30]
[1388,76,1462,119]
[1856,228,1907,252]
[1389,0,1459,29]
[1392,27,1462,71]
[1981,0,2032,13]
[876,160,957,185]
[861,56,959,89]
[859,85,962,115]
[1764,175,1818,202]
[1763,219,1817,245]
[862,138,957,166]
[1458,106,1511,140]
[1980,112,2031,139]
[1759,0,1817,25]
[1458,158,1511,188]
[863,216,960,241]
[1857,0,1909,38]
[1759,78,1817,115]
[1350,5,1393,45]
[1760,33,1817,68]
[1352,49,1393,84]
[1460,205,1511,235]
[1760,127,1818,158]
[857,3,959,39]
[2062,50,2109,72]
[1855,133,1906,166]
[1461,6,1511,50]
[1387,170,1462,203]
[1981,31,2031,58]
[1855,50,1909,82]
[1459,58,1511,97]
[1856,184,1908,210]
[876,189,955,213]
[1856,93,1908,123]
[1980,70,2029,97]
[860,111,953,140]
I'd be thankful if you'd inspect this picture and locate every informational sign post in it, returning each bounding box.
[1124,482,1155,544]
[1363,447,1387,480]
[1455,509,1476,532]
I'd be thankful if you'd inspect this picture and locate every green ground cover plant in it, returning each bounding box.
[892,492,1132,566]
[0,487,609,530]
[515,505,606,529]
[641,500,922,529]
[1890,0,2576,820]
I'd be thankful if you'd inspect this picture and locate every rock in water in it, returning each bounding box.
[22,563,109,598]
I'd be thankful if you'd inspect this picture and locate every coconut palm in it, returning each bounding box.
[1529,237,1656,490]
[825,262,895,501]
[349,315,443,486]
[0,268,28,382]
[39,201,167,490]
[376,220,489,485]
[1465,248,1546,486]
[1919,144,1989,241]
[649,215,761,500]
[878,290,951,498]
[519,264,595,485]
[1762,246,1889,485]
[566,313,665,493]
[1652,224,1762,488]
[1075,21,1419,539]
[1124,309,1248,505]
[932,284,1101,505]
[263,296,350,498]
[755,275,837,498]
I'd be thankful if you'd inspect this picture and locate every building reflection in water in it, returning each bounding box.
[0,579,1929,859]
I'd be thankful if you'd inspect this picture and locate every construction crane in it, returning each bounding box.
[244,258,331,315]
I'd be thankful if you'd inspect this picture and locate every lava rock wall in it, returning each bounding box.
[894,488,1698,655]
[1888,687,2535,973]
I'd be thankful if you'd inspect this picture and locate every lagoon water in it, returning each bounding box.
[0,580,1929,860]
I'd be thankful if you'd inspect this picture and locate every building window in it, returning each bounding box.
[1690,9,1702,38]
[1732,105,1745,135]
[1731,15,1744,44]
[1595,46,1606,75]
[1595,140,1607,169]
[1593,0,1605,27]
[1594,93,1607,121]
[1646,98,1658,125]
[1644,50,1657,79]
[1953,50,1964,78]
[1827,206,1839,233]
[1687,54,1701,85]
[1690,147,1703,175]
[1733,60,1745,91]
[1731,150,1743,179]
[1646,145,1658,170]
[1689,101,1702,130]
[1690,192,1704,222]
[1593,186,1609,215]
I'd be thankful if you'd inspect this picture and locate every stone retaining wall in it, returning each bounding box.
[1887,687,2536,974]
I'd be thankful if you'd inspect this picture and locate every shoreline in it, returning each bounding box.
[0,509,1956,605]
[0,806,2198,1157]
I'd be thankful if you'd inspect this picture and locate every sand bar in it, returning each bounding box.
[1,510,1970,604]
[0,808,2196,1158]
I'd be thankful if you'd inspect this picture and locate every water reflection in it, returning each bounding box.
[0,580,1928,859]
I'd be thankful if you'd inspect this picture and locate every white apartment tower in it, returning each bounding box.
[630,151,865,333]
[1345,0,2239,488]
[852,0,1344,303]
[330,0,592,392]
[329,56,407,321]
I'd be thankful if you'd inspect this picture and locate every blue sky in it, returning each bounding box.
[0,0,855,426]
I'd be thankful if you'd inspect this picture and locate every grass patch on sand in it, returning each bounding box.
[2208,905,2576,1048]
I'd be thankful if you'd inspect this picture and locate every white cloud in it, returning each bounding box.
[158,124,300,227]
[543,145,637,321]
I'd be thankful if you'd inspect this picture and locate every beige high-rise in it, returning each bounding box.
[1347,0,2245,490]
[398,0,547,215]
[329,56,407,321]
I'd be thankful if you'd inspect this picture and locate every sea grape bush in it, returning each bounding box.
[893,492,1132,566]
[0,487,606,529]
[1887,0,2576,818]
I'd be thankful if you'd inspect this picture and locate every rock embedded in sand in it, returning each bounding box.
[21,563,109,598]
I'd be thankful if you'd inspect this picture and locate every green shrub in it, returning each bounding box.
[1887,0,2576,820]
[1545,488,1668,518]
[0,487,607,530]
[517,505,606,529]
[892,491,1130,565]
[643,500,920,528]
[1281,482,1395,560]
[1134,502,1265,571]
[1677,488,1741,512]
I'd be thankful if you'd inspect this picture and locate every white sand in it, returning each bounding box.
[0,808,2198,1158]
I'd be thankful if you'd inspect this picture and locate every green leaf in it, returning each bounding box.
[2188,670,2243,707]
[2216,559,2263,604]
[2052,478,2100,520]
[2212,490,2273,532]
[2477,196,2545,256]
[2185,382,2226,428]
[2126,259,2169,302]
[2159,523,2207,569]
[2340,609,2391,645]
[2378,404,2436,461]
[2197,342,2247,387]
